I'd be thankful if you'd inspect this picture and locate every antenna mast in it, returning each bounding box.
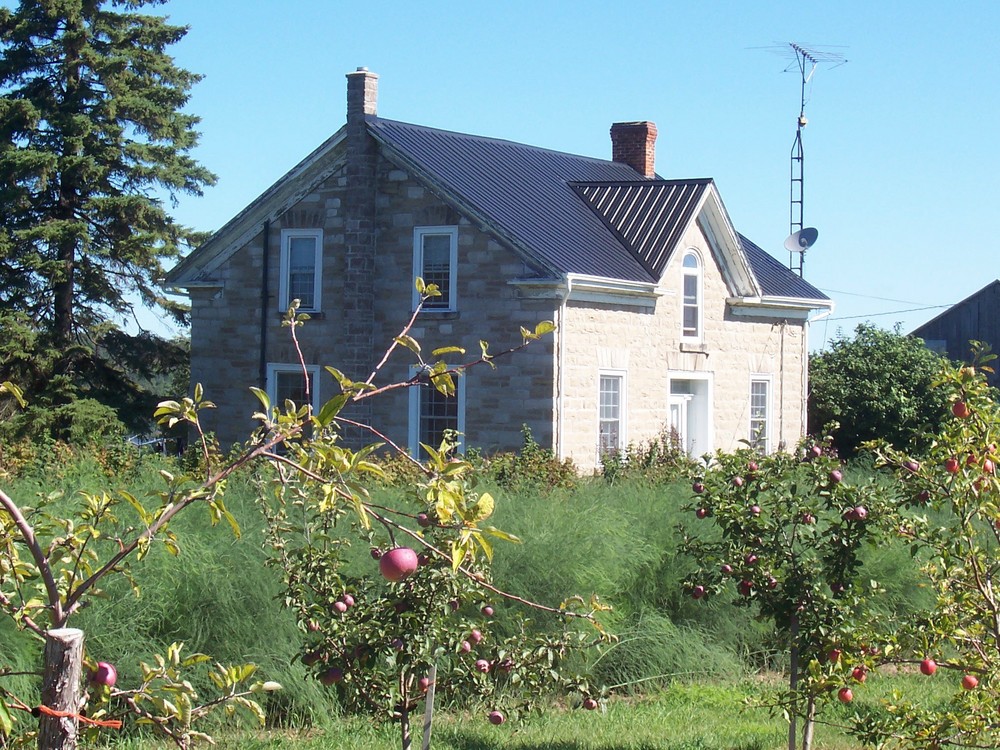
[782,42,846,276]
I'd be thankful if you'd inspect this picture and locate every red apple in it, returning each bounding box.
[720,563,733,575]
[903,460,920,473]
[945,457,960,474]
[333,600,348,614]
[853,506,868,521]
[418,676,431,692]
[692,482,705,494]
[481,605,495,617]
[953,401,971,419]
[967,453,979,467]
[801,513,816,525]
[852,666,867,683]
[810,445,823,458]
[692,585,706,600]
[417,512,433,528]
[830,469,843,484]
[748,461,759,474]
[920,658,937,675]
[738,580,753,597]
[379,547,419,582]
[767,576,778,590]
[583,697,599,710]
[449,599,461,611]
[91,662,117,688]
[830,582,846,596]
[470,629,484,644]
[750,505,761,516]
[695,507,708,519]
[917,489,931,503]
[301,650,325,667]
[827,648,842,663]
[488,710,505,725]
[460,640,472,653]
[319,666,343,685]
[745,553,758,566]
[342,593,355,608]
[837,687,853,703]
[732,476,744,487]
[370,547,382,560]
[985,459,995,475]
[475,659,491,673]
[391,638,405,651]
[962,674,978,690]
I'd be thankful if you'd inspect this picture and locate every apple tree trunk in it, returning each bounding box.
[38,627,84,750]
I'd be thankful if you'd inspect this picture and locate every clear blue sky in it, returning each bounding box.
[149,0,1000,350]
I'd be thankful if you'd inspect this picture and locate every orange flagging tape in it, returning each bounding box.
[36,705,123,729]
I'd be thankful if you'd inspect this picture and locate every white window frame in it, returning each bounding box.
[681,249,703,342]
[279,228,323,312]
[597,369,627,462]
[412,226,458,312]
[266,363,321,413]
[408,367,466,457]
[749,375,773,454]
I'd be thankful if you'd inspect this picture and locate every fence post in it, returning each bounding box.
[38,627,84,750]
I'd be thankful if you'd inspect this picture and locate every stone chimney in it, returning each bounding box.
[346,66,378,120]
[610,121,658,178]
[341,68,378,436]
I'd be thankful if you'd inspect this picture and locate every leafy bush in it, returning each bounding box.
[809,324,950,456]
[600,428,700,485]
[475,425,578,492]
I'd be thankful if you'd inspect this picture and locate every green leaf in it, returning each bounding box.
[395,335,421,354]
[484,525,522,544]
[316,394,349,427]
[0,698,14,736]
[534,320,556,337]
[431,346,466,356]
[249,386,271,413]
[471,492,495,522]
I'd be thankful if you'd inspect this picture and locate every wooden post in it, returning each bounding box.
[38,628,84,750]
[421,664,437,750]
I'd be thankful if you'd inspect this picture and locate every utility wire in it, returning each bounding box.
[827,304,952,322]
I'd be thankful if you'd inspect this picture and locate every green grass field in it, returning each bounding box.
[0,445,945,749]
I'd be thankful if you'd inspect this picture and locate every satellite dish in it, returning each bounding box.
[784,227,819,253]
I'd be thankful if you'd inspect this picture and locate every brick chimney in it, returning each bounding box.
[346,66,378,120]
[610,121,658,178]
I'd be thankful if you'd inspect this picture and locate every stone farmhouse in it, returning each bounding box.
[165,68,832,472]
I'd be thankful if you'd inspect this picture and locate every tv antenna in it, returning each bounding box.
[774,42,847,276]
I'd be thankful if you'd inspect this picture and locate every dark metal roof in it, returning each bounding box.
[572,180,710,278]
[368,117,827,302]
[739,235,830,300]
[368,117,655,282]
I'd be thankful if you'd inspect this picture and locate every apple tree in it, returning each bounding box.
[854,351,1000,748]
[680,442,904,750]
[0,379,281,750]
[248,295,609,750]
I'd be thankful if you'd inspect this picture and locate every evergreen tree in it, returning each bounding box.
[0,0,213,435]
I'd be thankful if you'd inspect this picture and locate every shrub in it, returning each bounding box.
[477,425,578,492]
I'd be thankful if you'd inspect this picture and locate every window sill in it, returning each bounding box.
[277,310,325,319]
[680,342,708,354]
[417,310,461,320]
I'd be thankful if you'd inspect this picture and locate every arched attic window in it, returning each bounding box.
[682,251,702,340]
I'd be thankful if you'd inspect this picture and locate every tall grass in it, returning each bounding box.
[0,445,936,738]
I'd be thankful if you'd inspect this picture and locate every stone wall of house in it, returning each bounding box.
[188,146,557,455]
[559,221,807,472]
[367,156,557,456]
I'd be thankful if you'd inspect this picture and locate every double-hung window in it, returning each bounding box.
[749,376,771,453]
[598,371,626,459]
[413,227,458,311]
[279,229,323,312]
[682,251,702,340]
[267,363,320,413]
[409,370,465,456]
